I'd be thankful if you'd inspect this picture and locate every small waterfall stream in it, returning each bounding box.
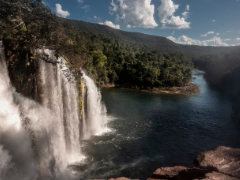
[81,71,110,139]
[0,44,110,179]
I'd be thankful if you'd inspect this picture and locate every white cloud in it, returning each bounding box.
[201,31,220,37]
[158,0,190,29]
[225,38,231,41]
[55,3,70,18]
[77,0,89,12]
[110,0,158,28]
[236,37,240,41]
[167,35,202,45]
[168,35,230,46]
[81,4,90,11]
[167,35,177,41]
[201,31,215,37]
[202,36,229,46]
[182,5,190,18]
[99,20,121,29]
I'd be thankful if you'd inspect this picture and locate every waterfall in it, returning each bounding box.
[37,49,84,166]
[0,42,20,176]
[0,42,38,180]
[0,42,22,132]
[0,42,111,179]
[81,71,110,139]
[0,45,85,179]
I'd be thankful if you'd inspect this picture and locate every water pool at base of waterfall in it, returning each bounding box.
[77,72,240,179]
[1,43,240,180]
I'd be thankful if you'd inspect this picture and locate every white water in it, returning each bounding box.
[0,42,18,176]
[0,43,110,179]
[0,146,11,177]
[37,49,87,169]
[0,43,22,132]
[81,71,110,139]
[0,42,38,180]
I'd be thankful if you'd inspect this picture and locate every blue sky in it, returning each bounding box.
[44,0,240,46]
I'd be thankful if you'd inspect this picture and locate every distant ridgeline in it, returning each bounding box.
[1,0,240,92]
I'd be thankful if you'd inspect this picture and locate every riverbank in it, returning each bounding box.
[110,146,240,180]
[141,83,199,96]
[150,146,240,180]
[101,83,199,96]
[80,71,238,179]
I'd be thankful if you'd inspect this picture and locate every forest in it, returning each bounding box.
[0,0,192,89]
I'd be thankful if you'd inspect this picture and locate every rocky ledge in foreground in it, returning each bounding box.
[149,146,240,180]
[111,146,240,180]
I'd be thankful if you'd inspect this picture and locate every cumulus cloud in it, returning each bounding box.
[167,35,200,45]
[99,20,121,29]
[110,0,158,28]
[168,35,229,46]
[55,3,70,18]
[158,0,190,29]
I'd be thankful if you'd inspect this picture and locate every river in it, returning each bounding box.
[79,71,240,179]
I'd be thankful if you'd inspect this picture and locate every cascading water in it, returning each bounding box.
[81,71,110,139]
[0,41,111,179]
[0,42,38,180]
[37,49,84,165]
[0,42,22,132]
[0,45,84,179]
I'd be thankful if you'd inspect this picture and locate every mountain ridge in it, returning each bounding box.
[61,18,240,55]
[1,0,240,94]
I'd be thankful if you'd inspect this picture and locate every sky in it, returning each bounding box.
[43,0,240,46]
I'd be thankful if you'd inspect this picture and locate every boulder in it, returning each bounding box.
[108,178,131,180]
[149,166,214,180]
[198,146,240,178]
[149,146,240,179]
[205,171,239,180]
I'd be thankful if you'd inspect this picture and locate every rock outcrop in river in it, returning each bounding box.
[149,146,240,180]
[111,146,240,180]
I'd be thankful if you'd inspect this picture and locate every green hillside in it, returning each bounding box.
[1,0,240,92]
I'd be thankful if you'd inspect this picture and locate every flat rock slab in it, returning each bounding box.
[153,166,188,177]
[198,146,240,178]
[204,171,239,180]
[112,146,240,180]
[109,178,132,180]
[149,166,214,180]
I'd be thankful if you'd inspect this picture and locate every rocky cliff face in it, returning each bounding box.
[3,40,40,100]
[2,39,83,103]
